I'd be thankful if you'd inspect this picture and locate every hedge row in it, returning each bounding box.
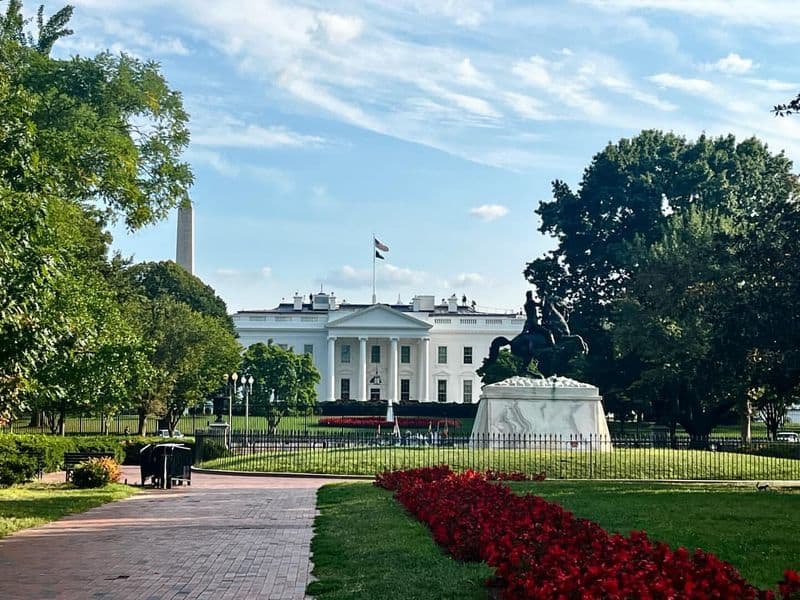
[0,435,194,486]
[319,401,478,418]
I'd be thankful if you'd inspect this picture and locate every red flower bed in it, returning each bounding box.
[319,416,461,429]
[376,466,800,599]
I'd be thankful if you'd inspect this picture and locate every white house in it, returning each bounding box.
[233,292,523,403]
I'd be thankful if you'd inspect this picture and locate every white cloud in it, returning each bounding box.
[648,73,714,95]
[513,55,552,87]
[324,264,427,288]
[600,76,676,111]
[215,268,240,276]
[192,118,324,149]
[469,204,509,221]
[457,58,491,89]
[184,148,294,192]
[261,267,273,278]
[578,1,800,29]
[708,52,754,74]
[454,272,485,285]
[317,13,364,43]
[184,148,238,177]
[502,92,552,120]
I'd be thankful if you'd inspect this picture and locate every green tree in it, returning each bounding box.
[476,349,539,385]
[241,342,320,434]
[526,131,800,436]
[124,261,235,332]
[0,1,194,419]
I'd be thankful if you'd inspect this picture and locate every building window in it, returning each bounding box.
[304,344,314,356]
[341,378,350,401]
[400,345,411,364]
[400,379,410,402]
[341,344,351,363]
[371,345,381,363]
[463,346,473,364]
[463,380,473,404]
[437,379,447,403]
[370,388,381,401]
[437,346,447,364]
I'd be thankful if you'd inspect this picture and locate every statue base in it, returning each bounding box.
[470,376,612,450]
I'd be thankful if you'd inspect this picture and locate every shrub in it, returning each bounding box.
[71,457,122,488]
[0,452,39,486]
[201,440,230,461]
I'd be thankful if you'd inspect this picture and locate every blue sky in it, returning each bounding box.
[38,0,800,312]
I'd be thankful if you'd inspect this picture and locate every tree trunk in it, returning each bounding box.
[137,408,148,436]
[740,400,752,443]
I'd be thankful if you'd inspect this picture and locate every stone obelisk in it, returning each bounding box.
[176,203,194,274]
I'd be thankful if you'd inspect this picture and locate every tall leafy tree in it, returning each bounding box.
[0,1,194,418]
[526,131,800,435]
[125,261,235,333]
[241,343,320,434]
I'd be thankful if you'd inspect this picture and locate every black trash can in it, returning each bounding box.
[139,443,192,489]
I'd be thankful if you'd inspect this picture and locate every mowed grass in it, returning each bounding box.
[509,480,800,589]
[308,483,491,600]
[308,482,800,599]
[0,483,138,539]
[200,445,800,480]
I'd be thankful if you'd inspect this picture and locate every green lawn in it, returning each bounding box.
[200,444,800,480]
[0,483,138,539]
[308,482,800,599]
[509,480,800,589]
[308,483,491,600]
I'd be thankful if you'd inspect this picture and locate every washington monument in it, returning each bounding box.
[176,203,194,274]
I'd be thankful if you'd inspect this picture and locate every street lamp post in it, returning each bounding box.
[223,372,238,447]
[243,374,254,445]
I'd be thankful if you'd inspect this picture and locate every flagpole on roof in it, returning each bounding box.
[372,232,377,304]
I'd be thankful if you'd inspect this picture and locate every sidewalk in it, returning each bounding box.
[0,469,344,599]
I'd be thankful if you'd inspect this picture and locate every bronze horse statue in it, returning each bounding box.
[485,296,588,377]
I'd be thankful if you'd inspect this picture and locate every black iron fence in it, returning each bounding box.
[0,414,213,436]
[193,430,800,481]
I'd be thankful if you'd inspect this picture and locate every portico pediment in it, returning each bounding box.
[326,304,431,332]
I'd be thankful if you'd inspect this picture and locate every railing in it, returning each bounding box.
[193,430,800,481]
[1,414,214,435]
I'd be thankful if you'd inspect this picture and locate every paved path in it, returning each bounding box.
[0,468,347,600]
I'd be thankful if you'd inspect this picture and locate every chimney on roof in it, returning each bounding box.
[293,293,303,311]
[448,294,458,313]
[329,293,337,310]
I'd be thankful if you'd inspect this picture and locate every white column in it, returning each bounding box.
[327,336,336,402]
[389,337,399,404]
[358,336,368,402]
[421,337,430,402]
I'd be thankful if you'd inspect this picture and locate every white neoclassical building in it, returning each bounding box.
[233,292,523,404]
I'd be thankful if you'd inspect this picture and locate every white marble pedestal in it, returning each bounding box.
[470,376,612,450]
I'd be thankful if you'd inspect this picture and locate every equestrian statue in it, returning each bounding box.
[483,290,588,378]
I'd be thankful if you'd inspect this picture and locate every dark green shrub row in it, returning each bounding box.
[319,401,479,419]
[0,435,196,484]
[200,440,230,462]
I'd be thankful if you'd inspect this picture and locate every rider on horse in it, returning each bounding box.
[523,290,554,343]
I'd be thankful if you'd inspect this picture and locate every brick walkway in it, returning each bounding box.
[0,468,345,600]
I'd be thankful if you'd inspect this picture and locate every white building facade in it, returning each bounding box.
[233,293,523,404]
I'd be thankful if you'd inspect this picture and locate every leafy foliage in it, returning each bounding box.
[241,342,321,433]
[526,131,800,436]
[71,456,121,488]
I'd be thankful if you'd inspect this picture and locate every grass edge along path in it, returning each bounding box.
[509,480,800,590]
[308,482,491,600]
[0,483,139,539]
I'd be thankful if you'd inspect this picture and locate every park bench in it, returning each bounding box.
[63,452,116,482]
